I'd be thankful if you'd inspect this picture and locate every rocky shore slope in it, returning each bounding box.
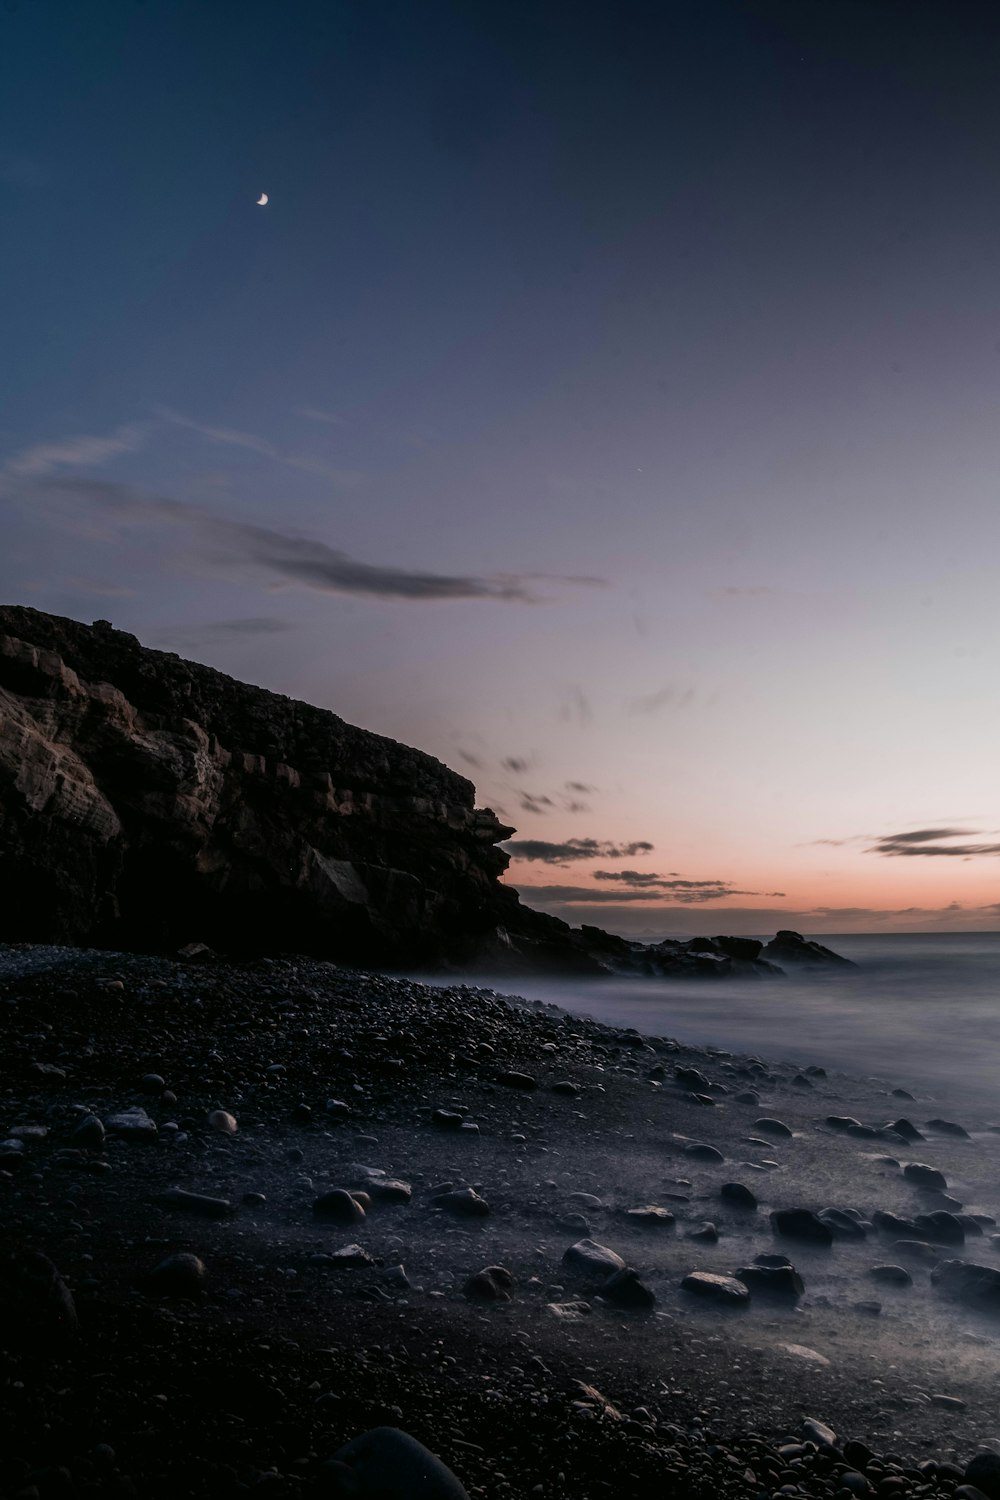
[4,945,1000,1499]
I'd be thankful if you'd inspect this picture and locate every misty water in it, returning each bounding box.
[458,933,1000,1107]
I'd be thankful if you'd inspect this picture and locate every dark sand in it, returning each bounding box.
[3,947,1000,1498]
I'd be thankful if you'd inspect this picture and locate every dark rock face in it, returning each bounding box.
[760,930,856,967]
[0,607,524,967]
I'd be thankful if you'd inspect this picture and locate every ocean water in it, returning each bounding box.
[456,932,1000,1105]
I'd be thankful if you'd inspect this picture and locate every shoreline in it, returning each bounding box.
[3,945,1000,1498]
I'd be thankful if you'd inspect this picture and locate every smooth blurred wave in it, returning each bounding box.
[447,932,1000,1104]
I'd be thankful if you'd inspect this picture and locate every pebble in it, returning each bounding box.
[70,1114,105,1150]
[600,1267,656,1309]
[903,1162,948,1190]
[146,1252,207,1297]
[430,1187,490,1217]
[207,1109,238,1134]
[869,1264,913,1286]
[312,1189,367,1225]
[755,1118,793,1139]
[720,1182,757,1210]
[154,1187,234,1218]
[463,1266,513,1302]
[104,1106,157,1140]
[320,1426,471,1499]
[684,1142,725,1162]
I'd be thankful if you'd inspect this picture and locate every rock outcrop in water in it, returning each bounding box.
[0,607,852,975]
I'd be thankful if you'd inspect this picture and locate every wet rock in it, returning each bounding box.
[430,1187,490,1218]
[463,1266,513,1302]
[818,1207,867,1239]
[104,1107,157,1141]
[734,1091,759,1105]
[1,1252,78,1345]
[770,1208,833,1245]
[892,1240,941,1264]
[681,1271,750,1305]
[568,1192,603,1210]
[735,1262,804,1299]
[551,1080,579,1096]
[719,1182,757,1210]
[826,1116,863,1131]
[683,1142,724,1163]
[317,1425,470,1499]
[676,1066,710,1091]
[600,1268,656,1309]
[140,1073,166,1093]
[313,1245,376,1268]
[562,1239,626,1277]
[70,1114,105,1150]
[927,1118,970,1138]
[687,1222,719,1243]
[207,1109,237,1134]
[846,1123,879,1139]
[892,1087,916,1100]
[801,1418,837,1448]
[432,1108,464,1129]
[313,1189,367,1225]
[366,1179,413,1205]
[754,1118,793,1139]
[965,1453,1000,1499]
[873,1210,920,1238]
[497,1071,536,1091]
[624,1205,675,1227]
[869,1264,913,1286]
[904,1162,947,1190]
[913,1210,965,1246]
[932,1259,1000,1312]
[242,1192,267,1207]
[383,1265,410,1289]
[154,1187,234,1218]
[146,1252,207,1298]
[547,1299,592,1320]
[886,1118,923,1142]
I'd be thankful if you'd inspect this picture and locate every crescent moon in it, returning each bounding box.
[256,192,269,206]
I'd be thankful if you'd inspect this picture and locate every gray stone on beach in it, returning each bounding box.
[869,1264,913,1285]
[625,1205,675,1227]
[463,1266,513,1302]
[318,1426,470,1499]
[687,1222,719,1242]
[736,1262,804,1299]
[600,1268,656,1309]
[914,1210,965,1245]
[684,1142,724,1162]
[932,1259,1000,1313]
[313,1189,367,1225]
[754,1118,793,1139]
[105,1107,157,1140]
[71,1114,105,1150]
[562,1239,626,1277]
[681,1271,750,1306]
[720,1182,757,1210]
[904,1162,948,1190]
[154,1187,234,1218]
[430,1187,490,1217]
[770,1208,833,1245]
[818,1207,867,1239]
[146,1252,207,1298]
[926,1118,970,1138]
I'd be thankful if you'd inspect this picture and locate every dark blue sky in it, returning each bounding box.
[4,1,1000,933]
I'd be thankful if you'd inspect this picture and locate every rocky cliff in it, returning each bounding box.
[0,606,534,965]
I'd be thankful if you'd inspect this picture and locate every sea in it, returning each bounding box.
[448,932,1000,1106]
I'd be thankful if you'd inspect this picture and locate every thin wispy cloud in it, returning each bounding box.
[153,406,366,487]
[14,476,598,605]
[627,683,696,716]
[511,881,759,905]
[503,838,654,864]
[152,616,296,649]
[4,423,149,477]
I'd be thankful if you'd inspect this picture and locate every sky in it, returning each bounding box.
[2,0,1000,937]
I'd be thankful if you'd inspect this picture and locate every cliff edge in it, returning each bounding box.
[0,606,535,965]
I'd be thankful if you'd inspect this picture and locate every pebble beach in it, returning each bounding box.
[4,945,1000,1499]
